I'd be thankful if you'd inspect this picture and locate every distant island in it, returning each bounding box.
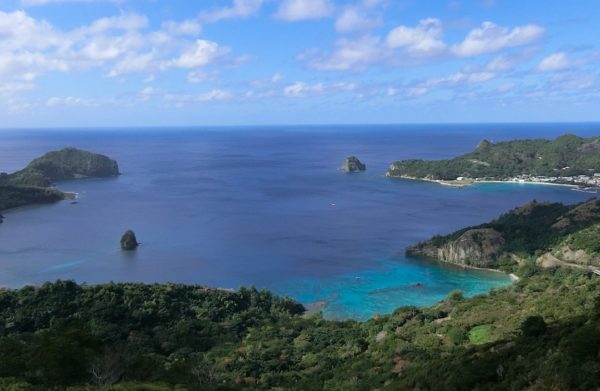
[0,198,599,389]
[387,134,600,188]
[0,148,119,212]
[407,198,600,272]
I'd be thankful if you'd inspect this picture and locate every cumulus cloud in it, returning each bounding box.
[308,35,385,71]
[335,6,381,34]
[536,52,573,72]
[21,0,114,5]
[163,89,232,107]
[0,8,232,94]
[275,0,334,21]
[187,70,220,84]
[160,19,202,36]
[452,21,544,57]
[46,96,103,107]
[166,40,229,69]
[305,16,547,73]
[283,81,356,97]
[407,71,496,97]
[484,55,516,72]
[0,10,65,51]
[386,18,446,57]
[201,0,263,23]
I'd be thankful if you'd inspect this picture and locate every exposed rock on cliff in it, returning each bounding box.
[407,228,505,268]
[342,156,366,172]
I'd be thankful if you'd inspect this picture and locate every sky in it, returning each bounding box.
[0,0,599,127]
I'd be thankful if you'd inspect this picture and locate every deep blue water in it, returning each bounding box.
[0,124,598,320]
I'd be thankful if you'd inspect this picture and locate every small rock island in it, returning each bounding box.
[120,230,139,251]
[342,156,366,172]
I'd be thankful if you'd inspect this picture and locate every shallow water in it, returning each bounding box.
[0,124,597,319]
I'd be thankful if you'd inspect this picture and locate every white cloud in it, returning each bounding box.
[108,51,155,77]
[163,89,232,107]
[0,9,235,103]
[79,33,145,61]
[536,52,573,72]
[81,13,148,34]
[166,40,228,69]
[161,19,202,36]
[250,73,284,87]
[21,0,114,5]
[187,70,220,84]
[283,81,356,97]
[0,10,65,51]
[407,71,496,96]
[386,18,446,57]
[452,21,544,57]
[46,96,102,107]
[275,0,334,21]
[335,6,381,34]
[308,35,385,71]
[201,0,263,22]
[484,55,515,72]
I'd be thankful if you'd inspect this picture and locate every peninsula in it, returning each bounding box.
[0,148,119,212]
[407,198,600,272]
[387,134,600,188]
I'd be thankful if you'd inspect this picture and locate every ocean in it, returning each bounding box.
[1,124,598,320]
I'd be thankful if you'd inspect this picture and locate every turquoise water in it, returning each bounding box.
[0,124,597,319]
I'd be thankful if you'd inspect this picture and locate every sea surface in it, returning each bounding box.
[1,124,598,320]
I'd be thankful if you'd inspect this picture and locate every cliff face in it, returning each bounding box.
[4,148,120,187]
[407,228,505,268]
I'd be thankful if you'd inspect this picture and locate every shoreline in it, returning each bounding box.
[406,252,517,282]
[388,174,583,189]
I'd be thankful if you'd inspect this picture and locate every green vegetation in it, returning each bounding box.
[560,222,600,255]
[387,134,600,180]
[0,148,119,212]
[0,269,599,390]
[0,185,66,211]
[467,324,492,345]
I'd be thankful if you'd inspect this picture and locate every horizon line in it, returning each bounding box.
[2,121,600,131]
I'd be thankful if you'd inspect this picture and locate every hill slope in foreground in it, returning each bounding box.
[1,199,600,390]
[387,134,600,184]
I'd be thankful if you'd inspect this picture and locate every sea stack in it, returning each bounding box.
[120,230,139,251]
[342,156,366,172]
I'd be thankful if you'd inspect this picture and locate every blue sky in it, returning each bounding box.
[0,0,599,127]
